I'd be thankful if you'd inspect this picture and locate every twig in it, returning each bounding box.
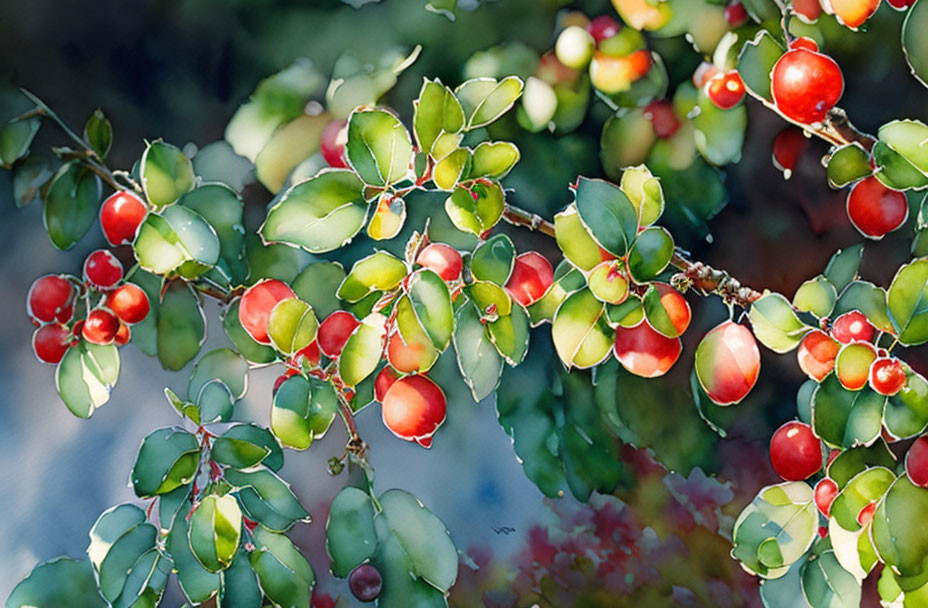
[501,204,556,237]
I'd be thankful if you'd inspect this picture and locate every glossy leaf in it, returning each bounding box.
[339,312,388,387]
[268,298,318,356]
[271,374,339,450]
[888,258,928,345]
[7,557,106,608]
[55,340,120,418]
[749,292,812,354]
[0,115,41,167]
[453,301,504,402]
[346,108,413,187]
[904,0,928,89]
[454,76,524,129]
[470,233,515,285]
[737,29,783,101]
[338,252,408,302]
[325,486,378,578]
[413,78,465,155]
[211,423,283,471]
[407,270,454,349]
[141,140,195,208]
[574,176,638,257]
[827,144,872,188]
[131,427,199,497]
[43,161,101,250]
[627,226,673,282]
[291,261,346,319]
[794,276,837,319]
[812,374,884,449]
[554,204,603,271]
[552,288,613,369]
[226,467,310,532]
[189,494,242,572]
[249,527,315,608]
[157,281,205,371]
[444,181,505,235]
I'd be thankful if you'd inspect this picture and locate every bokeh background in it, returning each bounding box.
[1,0,927,605]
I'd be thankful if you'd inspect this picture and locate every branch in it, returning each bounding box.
[501,204,556,237]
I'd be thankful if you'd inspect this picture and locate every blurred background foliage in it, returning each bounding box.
[1,0,927,605]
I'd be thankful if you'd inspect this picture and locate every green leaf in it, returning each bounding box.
[871,476,928,591]
[454,76,524,129]
[794,276,837,319]
[444,181,505,235]
[627,226,673,282]
[141,140,195,208]
[169,516,220,604]
[189,494,242,572]
[226,467,310,532]
[529,263,586,326]
[554,204,603,271]
[833,280,894,333]
[812,375,885,449]
[211,423,283,471]
[131,427,199,497]
[760,557,809,608]
[7,557,106,608]
[413,79,465,155]
[255,112,330,194]
[873,141,928,190]
[179,184,247,286]
[552,288,613,369]
[127,268,161,356]
[801,550,862,608]
[11,154,53,208]
[0,115,41,167]
[87,504,158,603]
[904,0,928,89]
[291,261,346,319]
[466,281,512,318]
[470,233,515,285]
[620,164,664,226]
[732,482,817,578]
[470,141,520,179]
[193,140,253,193]
[642,285,683,338]
[827,440,897,489]
[339,312,388,387]
[157,281,205,370]
[749,292,812,354]
[219,549,263,607]
[271,375,339,450]
[245,233,309,283]
[432,147,470,190]
[736,29,784,101]
[691,87,748,166]
[188,348,248,407]
[222,300,277,365]
[879,120,928,176]
[338,252,408,302]
[345,108,413,187]
[43,161,101,250]
[268,298,318,356]
[827,144,873,188]
[574,176,639,257]
[453,302,504,402]
[830,467,895,532]
[487,302,530,366]
[55,340,120,418]
[407,269,454,349]
[325,486,378,578]
[368,194,407,240]
[884,368,928,439]
[134,206,221,278]
[888,258,928,345]
[371,532,447,608]
[260,170,368,253]
[249,527,315,608]
[84,109,112,159]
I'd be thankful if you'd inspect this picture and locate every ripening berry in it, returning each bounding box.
[906,436,928,487]
[83,249,124,290]
[652,283,691,335]
[771,47,844,124]
[105,283,150,324]
[99,190,147,246]
[386,331,434,374]
[555,26,596,70]
[114,322,131,346]
[693,61,721,89]
[724,0,749,26]
[830,311,875,344]
[771,127,809,179]
[320,119,349,169]
[415,243,463,282]
[32,323,71,364]
[643,99,681,139]
[792,0,823,21]
[797,329,839,381]
[374,366,400,403]
[505,252,554,307]
[814,478,838,517]
[381,374,447,447]
[828,0,880,29]
[869,357,907,396]
[27,275,75,324]
[586,15,621,44]
[706,71,746,110]
[846,176,909,240]
[694,321,760,405]
[589,50,651,94]
[82,309,120,345]
[317,310,361,358]
[613,320,682,378]
[836,342,877,391]
[770,421,822,481]
[238,279,297,344]
[789,36,819,52]
[348,563,383,602]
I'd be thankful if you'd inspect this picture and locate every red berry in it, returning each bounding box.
[348,563,383,602]
[415,243,463,282]
[724,1,749,26]
[706,71,746,110]
[320,120,349,169]
[291,340,321,367]
[693,61,721,89]
[586,15,621,44]
[505,252,554,307]
[772,127,809,179]
[886,0,916,9]
[771,47,843,124]
[114,322,131,346]
[643,99,681,139]
[792,0,823,21]
[789,37,819,52]
[830,311,875,344]
[869,357,907,396]
[238,279,297,344]
[797,329,839,381]
[106,283,150,324]
[317,310,360,358]
[33,324,71,364]
[83,249,124,290]
[652,283,691,335]
[387,331,434,374]
[857,502,877,526]
[770,421,822,481]
[695,321,761,405]
[906,436,928,487]
[814,478,838,517]
[27,275,75,324]
[99,190,147,246]
[381,374,447,447]
[82,309,120,345]
[613,320,682,378]
[846,176,909,240]
[374,366,401,402]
